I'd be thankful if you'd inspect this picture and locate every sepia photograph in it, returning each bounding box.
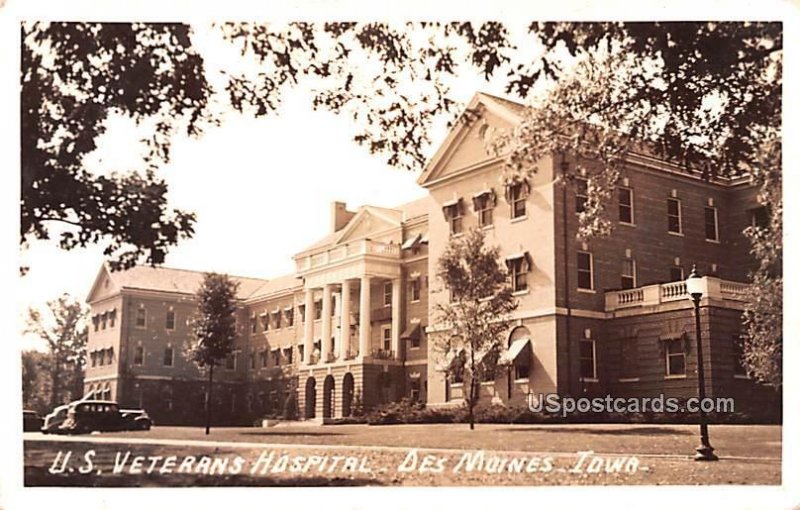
[3,0,797,508]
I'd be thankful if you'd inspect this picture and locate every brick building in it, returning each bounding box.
[83,92,778,424]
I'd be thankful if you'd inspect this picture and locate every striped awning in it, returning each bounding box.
[499,337,532,364]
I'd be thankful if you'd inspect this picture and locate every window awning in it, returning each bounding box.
[435,348,463,372]
[419,233,429,244]
[505,252,532,270]
[401,233,422,250]
[499,337,532,364]
[401,322,421,340]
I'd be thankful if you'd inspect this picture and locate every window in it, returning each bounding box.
[750,206,769,229]
[135,308,146,328]
[286,308,294,327]
[90,352,97,367]
[577,251,594,290]
[254,315,262,333]
[109,310,116,328]
[507,254,530,293]
[382,326,392,352]
[443,200,464,235]
[272,349,281,366]
[314,301,322,320]
[621,259,636,289]
[575,177,588,213]
[667,198,682,234]
[299,304,306,322]
[669,265,685,282]
[619,187,634,224]
[411,328,422,349]
[163,346,174,367]
[409,278,421,302]
[273,311,282,329]
[473,190,495,228]
[298,345,305,363]
[704,206,719,241]
[508,181,528,219]
[133,346,144,366]
[165,309,176,330]
[665,339,686,376]
[105,348,113,365]
[99,312,106,330]
[225,352,236,370]
[249,352,255,370]
[733,335,748,377]
[579,339,596,380]
[409,379,421,401]
[260,350,268,368]
[284,347,293,365]
[93,316,99,332]
[619,339,638,379]
[383,282,392,307]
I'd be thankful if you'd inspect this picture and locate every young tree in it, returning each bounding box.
[434,228,518,430]
[25,294,89,408]
[189,273,239,434]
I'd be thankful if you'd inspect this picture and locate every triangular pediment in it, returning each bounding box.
[417,92,523,188]
[86,264,119,303]
[334,207,402,245]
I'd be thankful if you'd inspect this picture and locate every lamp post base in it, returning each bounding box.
[694,445,719,462]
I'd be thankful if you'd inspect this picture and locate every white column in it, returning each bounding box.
[321,284,332,363]
[359,276,371,360]
[391,278,401,359]
[303,289,314,364]
[340,280,351,359]
[332,291,341,360]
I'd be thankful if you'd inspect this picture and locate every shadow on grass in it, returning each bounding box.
[24,467,381,487]
[504,426,693,436]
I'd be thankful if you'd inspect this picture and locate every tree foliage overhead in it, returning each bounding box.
[433,228,518,429]
[21,22,210,271]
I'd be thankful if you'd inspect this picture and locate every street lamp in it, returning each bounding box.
[685,265,719,461]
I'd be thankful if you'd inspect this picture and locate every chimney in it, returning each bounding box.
[331,201,355,233]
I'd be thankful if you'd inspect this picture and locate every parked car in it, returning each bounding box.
[23,410,43,432]
[41,404,70,434]
[58,400,126,434]
[120,408,153,430]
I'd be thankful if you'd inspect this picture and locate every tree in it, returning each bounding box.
[189,273,239,434]
[21,22,208,273]
[25,294,88,409]
[21,350,53,414]
[433,228,518,430]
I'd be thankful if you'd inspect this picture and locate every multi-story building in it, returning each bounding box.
[83,92,778,424]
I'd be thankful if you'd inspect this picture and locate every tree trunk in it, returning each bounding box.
[49,358,62,409]
[205,364,214,435]
[468,378,477,430]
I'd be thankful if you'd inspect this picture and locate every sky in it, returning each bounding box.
[17,23,519,351]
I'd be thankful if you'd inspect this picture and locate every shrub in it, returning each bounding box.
[282,392,299,421]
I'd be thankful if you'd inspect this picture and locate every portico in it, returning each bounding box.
[296,239,403,365]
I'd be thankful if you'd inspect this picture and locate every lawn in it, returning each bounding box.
[23,423,781,486]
